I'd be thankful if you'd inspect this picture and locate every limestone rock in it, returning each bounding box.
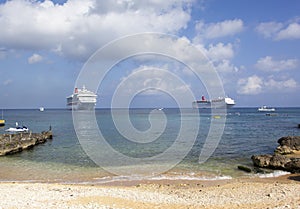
[251,155,272,168]
[276,136,300,154]
[285,158,300,173]
[252,136,300,173]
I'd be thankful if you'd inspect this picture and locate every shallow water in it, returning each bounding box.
[0,108,299,183]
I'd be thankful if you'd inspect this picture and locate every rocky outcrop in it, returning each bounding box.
[251,136,300,173]
[0,131,53,156]
[275,136,300,154]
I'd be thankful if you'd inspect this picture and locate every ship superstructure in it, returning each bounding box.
[67,86,97,110]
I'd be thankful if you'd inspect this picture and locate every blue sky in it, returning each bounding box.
[0,0,299,108]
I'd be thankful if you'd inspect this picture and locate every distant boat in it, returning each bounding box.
[0,110,5,127]
[5,122,29,132]
[39,107,44,112]
[258,106,275,112]
[266,113,278,116]
[192,95,235,109]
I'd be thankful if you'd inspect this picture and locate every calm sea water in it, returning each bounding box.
[0,108,299,183]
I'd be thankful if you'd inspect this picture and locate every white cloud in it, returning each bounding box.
[195,19,244,40]
[255,22,283,38]
[0,0,193,60]
[255,56,298,72]
[3,79,13,86]
[265,78,297,89]
[119,65,190,96]
[28,53,44,64]
[205,43,234,61]
[238,75,298,95]
[276,22,300,40]
[256,20,300,40]
[195,42,237,73]
[215,59,237,73]
[238,75,263,95]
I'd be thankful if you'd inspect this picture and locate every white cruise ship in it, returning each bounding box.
[67,86,97,110]
[192,95,235,109]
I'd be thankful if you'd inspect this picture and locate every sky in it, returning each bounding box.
[0,0,299,108]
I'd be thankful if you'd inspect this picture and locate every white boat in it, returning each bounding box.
[39,107,44,112]
[192,96,235,109]
[258,106,275,112]
[5,122,29,132]
[66,85,97,110]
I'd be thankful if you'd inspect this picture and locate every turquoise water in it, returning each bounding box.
[0,108,299,183]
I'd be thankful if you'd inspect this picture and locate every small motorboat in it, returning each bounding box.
[5,122,29,132]
[0,119,5,127]
[0,110,5,126]
[258,106,275,112]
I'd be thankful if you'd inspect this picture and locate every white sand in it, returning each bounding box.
[0,176,299,209]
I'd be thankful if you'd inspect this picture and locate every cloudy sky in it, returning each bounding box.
[0,0,299,108]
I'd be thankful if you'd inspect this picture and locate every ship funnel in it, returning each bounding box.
[202,95,205,101]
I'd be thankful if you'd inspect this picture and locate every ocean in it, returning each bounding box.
[0,108,299,184]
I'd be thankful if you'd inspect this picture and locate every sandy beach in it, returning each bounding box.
[0,175,299,209]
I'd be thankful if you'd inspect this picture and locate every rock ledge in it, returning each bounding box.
[251,136,300,173]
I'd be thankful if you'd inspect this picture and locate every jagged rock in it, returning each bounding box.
[275,145,293,155]
[275,136,300,154]
[251,155,272,168]
[252,154,294,171]
[285,158,300,173]
[252,136,300,173]
[269,155,291,169]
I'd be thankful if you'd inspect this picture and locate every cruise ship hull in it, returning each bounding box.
[192,96,235,109]
[192,101,234,109]
[67,102,96,111]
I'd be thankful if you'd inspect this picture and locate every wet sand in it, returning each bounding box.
[0,174,299,209]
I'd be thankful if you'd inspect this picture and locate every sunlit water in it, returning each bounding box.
[0,108,299,183]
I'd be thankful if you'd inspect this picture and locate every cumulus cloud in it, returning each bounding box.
[265,78,297,89]
[276,22,300,40]
[0,0,193,61]
[255,22,283,39]
[238,75,298,95]
[119,65,191,96]
[214,59,238,73]
[255,56,298,72]
[195,19,244,40]
[195,42,238,73]
[3,79,13,86]
[205,43,234,61]
[28,53,44,64]
[256,20,300,40]
[238,75,263,95]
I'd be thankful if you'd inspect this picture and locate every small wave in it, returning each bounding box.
[256,170,291,178]
[148,175,233,181]
[85,173,233,184]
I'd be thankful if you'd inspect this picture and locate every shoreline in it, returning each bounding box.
[0,174,299,208]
